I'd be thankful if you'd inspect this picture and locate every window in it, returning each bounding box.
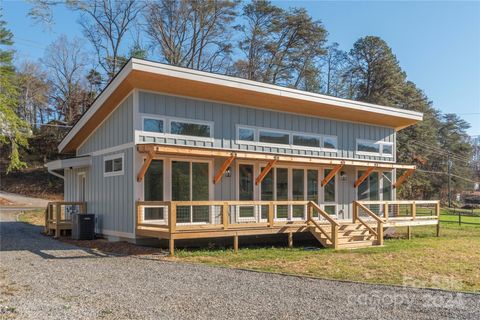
[276,168,289,219]
[170,120,211,138]
[323,168,337,216]
[144,160,165,221]
[357,140,380,154]
[104,154,124,177]
[238,127,255,141]
[382,172,393,201]
[356,139,394,157]
[292,169,304,218]
[143,118,164,133]
[293,134,320,148]
[323,136,337,150]
[238,164,255,218]
[382,144,393,156]
[307,170,318,201]
[324,169,336,203]
[259,130,289,145]
[172,161,210,223]
[236,125,338,152]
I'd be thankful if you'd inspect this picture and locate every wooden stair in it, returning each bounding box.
[308,222,381,249]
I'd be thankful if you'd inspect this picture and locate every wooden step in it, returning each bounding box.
[337,240,377,249]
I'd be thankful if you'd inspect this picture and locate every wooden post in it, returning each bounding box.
[268,202,274,227]
[458,211,461,225]
[233,234,239,253]
[411,203,416,220]
[407,226,412,240]
[436,222,440,237]
[377,222,384,246]
[55,204,61,239]
[222,203,229,230]
[288,232,293,248]
[383,203,389,221]
[352,202,358,223]
[331,224,339,249]
[435,202,440,219]
[168,203,176,234]
[169,237,175,256]
[307,203,312,221]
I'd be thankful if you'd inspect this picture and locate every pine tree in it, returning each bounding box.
[0,16,30,173]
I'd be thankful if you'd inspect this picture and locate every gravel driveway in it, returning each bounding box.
[1,211,479,320]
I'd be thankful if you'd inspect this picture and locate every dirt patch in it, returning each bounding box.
[0,198,14,206]
[0,167,63,200]
[59,238,167,257]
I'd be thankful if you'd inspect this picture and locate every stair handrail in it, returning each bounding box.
[307,201,340,249]
[353,201,384,245]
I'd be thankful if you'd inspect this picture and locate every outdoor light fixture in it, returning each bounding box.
[340,171,347,181]
[225,167,232,177]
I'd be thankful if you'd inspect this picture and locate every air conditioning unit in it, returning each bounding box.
[72,213,95,240]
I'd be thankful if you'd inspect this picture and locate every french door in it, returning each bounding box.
[172,160,210,223]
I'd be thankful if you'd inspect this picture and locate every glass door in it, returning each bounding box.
[172,161,210,224]
[238,164,255,220]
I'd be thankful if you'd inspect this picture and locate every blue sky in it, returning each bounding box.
[4,0,480,135]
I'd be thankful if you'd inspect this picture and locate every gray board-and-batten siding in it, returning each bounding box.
[137,91,396,163]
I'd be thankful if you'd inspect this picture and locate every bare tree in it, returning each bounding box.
[145,0,238,72]
[75,0,145,79]
[29,0,144,80]
[17,61,52,127]
[42,35,88,124]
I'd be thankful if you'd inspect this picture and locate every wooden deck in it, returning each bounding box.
[45,202,87,238]
[136,200,440,255]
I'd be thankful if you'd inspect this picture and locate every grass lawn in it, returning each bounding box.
[18,209,480,292]
[17,209,45,226]
[174,210,480,293]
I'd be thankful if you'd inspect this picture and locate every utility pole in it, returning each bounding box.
[447,152,452,208]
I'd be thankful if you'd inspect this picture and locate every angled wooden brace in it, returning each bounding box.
[354,167,374,188]
[213,155,236,184]
[393,168,415,188]
[137,151,155,182]
[321,163,343,187]
[255,159,277,185]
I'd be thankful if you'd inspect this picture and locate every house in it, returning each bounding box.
[45,58,440,254]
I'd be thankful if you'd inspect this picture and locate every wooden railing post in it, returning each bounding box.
[383,203,389,221]
[331,224,339,249]
[268,202,274,227]
[352,201,358,223]
[55,204,61,239]
[435,202,440,219]
[169,202,176,234]
[411,202,416,220]
[377,221,384,246]
[307,203,312,221]
[136,202,142,227]
[222,203,229,230]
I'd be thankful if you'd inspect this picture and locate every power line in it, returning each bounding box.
[408,140,472,163]
[416,169,478,184]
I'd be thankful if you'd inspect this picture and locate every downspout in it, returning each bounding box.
[45,165,65,180]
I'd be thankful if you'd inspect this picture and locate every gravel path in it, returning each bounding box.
[0,211,479,320]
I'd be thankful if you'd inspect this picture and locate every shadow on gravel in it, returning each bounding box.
[0,221,111,260]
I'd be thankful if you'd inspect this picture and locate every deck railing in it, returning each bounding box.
[45,201,87,237]
[136,200,326,232]
[353,200,440,245]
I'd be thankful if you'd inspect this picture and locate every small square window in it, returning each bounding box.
[323,136,337,150]
[143,118,164,133]
[113,158,123,172]
[104,154,124,176]
[382,144,393,155]
[105,160,113,173]
[238,128,255,141]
